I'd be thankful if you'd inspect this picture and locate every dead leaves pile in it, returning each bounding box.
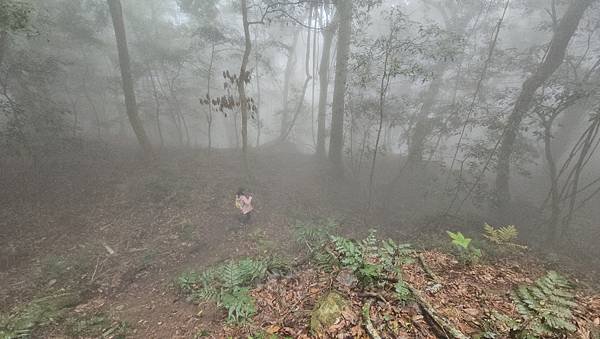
[218,251,600,338]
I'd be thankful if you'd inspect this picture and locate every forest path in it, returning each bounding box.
[0,146,362,337]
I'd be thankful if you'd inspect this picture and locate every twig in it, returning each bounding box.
[90,256,101,283]
[417,253,441,283]
[381,276,468,339]
[408,285,468,339]
[362,300,382,339]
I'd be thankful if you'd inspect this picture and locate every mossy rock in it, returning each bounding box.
[310,291,348,334]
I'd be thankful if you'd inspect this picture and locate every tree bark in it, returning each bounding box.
[239,0,252,158]
[328,0,352,171]
[107,0,153,157]
[280,31,299,138]
[148,68,164,148]
[206,43,215,151]
[494,0,594,214]
[316,12,337,157]
[406,64,446,164]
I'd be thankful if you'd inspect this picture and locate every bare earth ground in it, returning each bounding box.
[0,146,598,338]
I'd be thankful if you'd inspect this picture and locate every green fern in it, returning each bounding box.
[329,232,414,285]
[294,218,338,252]
[177,257,273,323]
[511,271,577,337]
[330,235,363,270]
[219,287,255,323]
[394,279,412,302]
[483,223,526,251]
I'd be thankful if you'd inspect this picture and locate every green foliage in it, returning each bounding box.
[393,279,412,302]
[447,231,482,265]
[176,257,277,323]
[482,223,527,253]
[294,218,338,252]
[447,231,471,249]
[511,271,577,337]
[329,230,414,285]
[65,314,129,338]
[219,287,255,323]
[0,292,80,339]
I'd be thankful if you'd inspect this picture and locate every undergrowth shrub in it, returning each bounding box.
[176,257,285,323]
[328,230,414,286]
[447,231,482,265]
[482,223,527,256]
[511,271,577,338]
[0,292,81,339]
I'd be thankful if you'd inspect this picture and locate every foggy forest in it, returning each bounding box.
[1,0,600,337]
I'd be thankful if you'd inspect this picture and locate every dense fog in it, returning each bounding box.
[1,0,599,337]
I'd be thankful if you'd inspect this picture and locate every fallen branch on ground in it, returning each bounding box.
[362,300,382,339]
[417,253,441,283]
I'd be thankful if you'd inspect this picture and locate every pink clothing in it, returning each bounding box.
[236,195,253,214]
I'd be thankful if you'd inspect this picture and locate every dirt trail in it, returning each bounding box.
[0,147,361,337]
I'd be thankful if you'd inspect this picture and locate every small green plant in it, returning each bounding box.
[294,218,338,252]
[65,314,129,338]
[0,292,81,338]
[329,230,414,285]
[219,287,255,323]
[176,257,279,323]
[447,231,482,265]
[511,271,577,338]
[393,279,412,303]
[482,223,527,252]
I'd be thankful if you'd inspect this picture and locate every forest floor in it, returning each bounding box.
[0,145,599,338]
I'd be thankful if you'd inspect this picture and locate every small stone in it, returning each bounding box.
[115,304,125,311]
[47,279,57,287]
[310,292,349,334]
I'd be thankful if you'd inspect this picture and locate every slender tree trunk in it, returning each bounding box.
[255,40,261,147]
[206,43,215,151]
[494,0,594,214]
[280,7,314,142]
[148,68,164,148]
[368,33,392,210]
[239,0,252,159]
[280,32,299,137]
[407,63,447,164]
[328,0,352,171]
[107,0,153,157]
[316,13,337,157]
[543,121,561,243]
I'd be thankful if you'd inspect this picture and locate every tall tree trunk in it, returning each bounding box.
[406,63,446,164]
[239,0,252,158]
[254,39,261,147]
[542,121,561,243]
[280,6,314,142]
[316,12,337,157]
[107,0,152,157]
[494,0,594,214]
[328,0,352,171]
[206,43,215,151]
[368,35,392,210]
[148,68,164,148]
[280,32,299,138]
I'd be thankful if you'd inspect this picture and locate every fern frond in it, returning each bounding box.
[511,271,577,337]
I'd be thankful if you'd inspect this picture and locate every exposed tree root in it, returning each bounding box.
[362,300,382,339]
[417,253,441,283]
[407,285,469,339]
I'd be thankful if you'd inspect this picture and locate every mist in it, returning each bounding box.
[1,0,599,337]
